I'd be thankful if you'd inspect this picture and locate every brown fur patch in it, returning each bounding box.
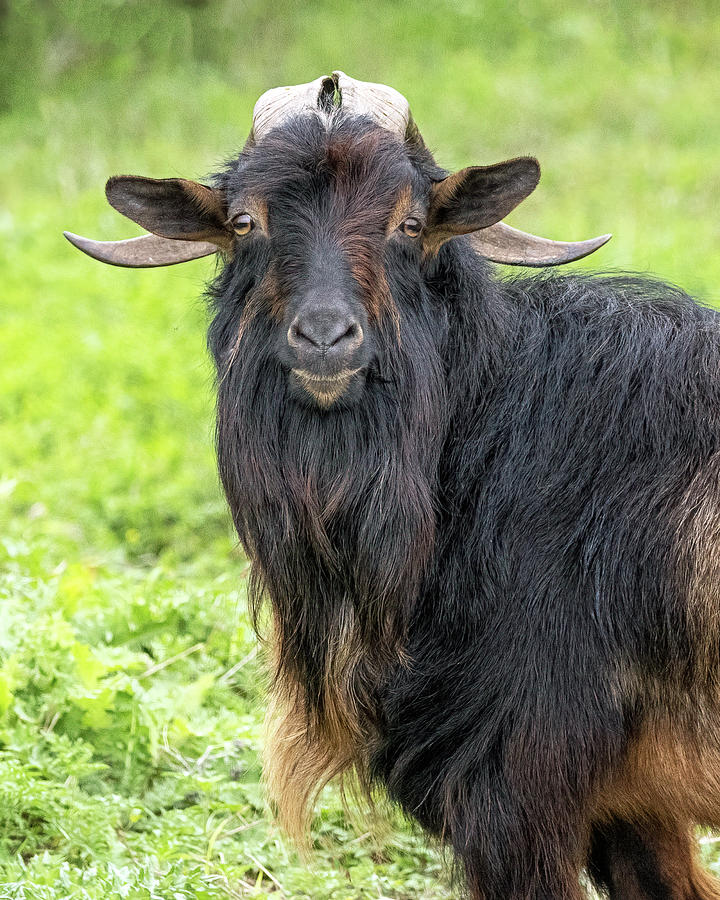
[422,171,468,258]
[386,184,413,237]
[592,819,720,899]
[647,827,720,899]
[342,235,400,334]
[179,179,233,248]
[221,268,285,383]
[261,268,287,323]
[323,132,402,328]
[593,699,720,828]
[249,266,285,324]
[184,179,225,220]
[590,700,720,897]
[263,607,375,846]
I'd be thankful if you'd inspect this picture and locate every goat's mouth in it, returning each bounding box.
[291,367,363,408]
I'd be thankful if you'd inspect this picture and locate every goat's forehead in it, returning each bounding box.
[229,116,419,206]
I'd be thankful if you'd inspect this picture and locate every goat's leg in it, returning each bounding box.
[587,818,720,899]
[456,821,587,900]
[462,861,586,900]
[444,765,588,900]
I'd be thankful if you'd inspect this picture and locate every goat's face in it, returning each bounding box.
[220,117,435,409]
[224,122,406,407]
[66,74,609,410]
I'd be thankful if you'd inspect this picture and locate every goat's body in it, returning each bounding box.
[217,243,720,898]
[372,251,720,896]
[81,87,720,897]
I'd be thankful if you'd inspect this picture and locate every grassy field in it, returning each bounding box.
[2,1,720,896]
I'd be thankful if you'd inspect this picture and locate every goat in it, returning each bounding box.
[66,72,720,899]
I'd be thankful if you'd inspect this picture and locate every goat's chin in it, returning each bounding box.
[289,367,366,409]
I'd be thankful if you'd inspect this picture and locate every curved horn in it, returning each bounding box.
[333,71,416,140]
[469,222,611,267]
[251,72,419,144]
[251,74,336,143]
[63,231,217,268]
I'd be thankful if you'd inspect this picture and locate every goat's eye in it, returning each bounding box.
[400,217,423,238]
[231,213,254,236]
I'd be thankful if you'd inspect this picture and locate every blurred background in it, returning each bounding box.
[1,1,720,897]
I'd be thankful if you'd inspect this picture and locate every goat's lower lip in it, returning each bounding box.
[291,367,363,407]
[291,368,361,385]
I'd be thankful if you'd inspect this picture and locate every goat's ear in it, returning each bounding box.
[424,157,540,254]
[105,176,232,249]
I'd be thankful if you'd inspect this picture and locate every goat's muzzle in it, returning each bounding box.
[285,299,369,408]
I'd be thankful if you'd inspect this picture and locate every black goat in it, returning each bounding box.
[66,72,720,899]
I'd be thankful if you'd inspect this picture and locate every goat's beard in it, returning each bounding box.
[213,307,446,840]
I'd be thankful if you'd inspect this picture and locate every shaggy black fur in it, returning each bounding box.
[205,113,720,899]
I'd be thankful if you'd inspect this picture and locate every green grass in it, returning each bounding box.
[2,0,720,896]
[0,549,451,898]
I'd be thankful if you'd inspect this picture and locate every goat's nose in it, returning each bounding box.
[288,309,364,356]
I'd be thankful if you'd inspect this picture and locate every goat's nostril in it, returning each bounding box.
[331,321,363,348]
[289,321,316,348]
[288,314,364,353]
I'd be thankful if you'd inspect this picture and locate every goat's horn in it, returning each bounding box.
[251,71,418,143]
[251,75,337,143]
[333,71,417,141]
[63,231,217,268]
[469,223,611,267]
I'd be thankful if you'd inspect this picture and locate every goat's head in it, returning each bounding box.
[65,71,609,410]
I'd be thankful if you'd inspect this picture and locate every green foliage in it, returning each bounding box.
[0,546,451,897]
[2,0,720,896]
